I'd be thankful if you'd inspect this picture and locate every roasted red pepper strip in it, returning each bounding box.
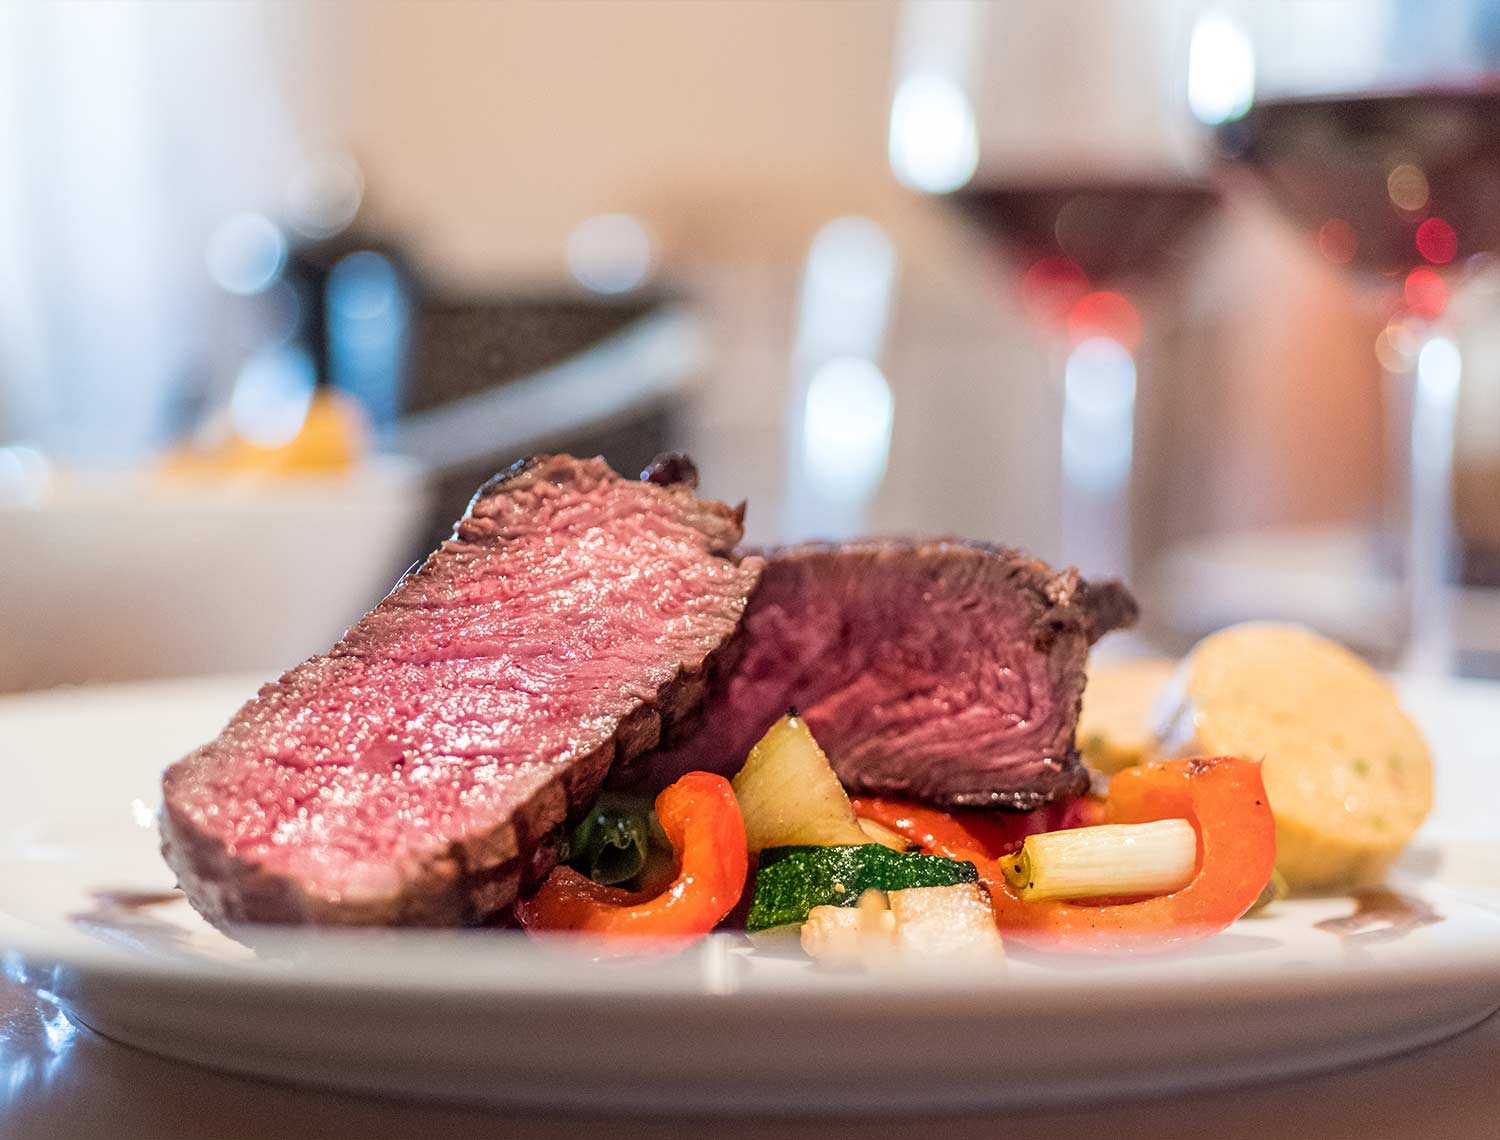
[985,757,1276,953]
[850,795,1103,870]
[858,759,1275,953]
[516,771,747,940]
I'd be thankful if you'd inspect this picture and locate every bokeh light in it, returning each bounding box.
[1019,256,1090,327]
[328,250,399,321]
[1375,317,1424,373]
[888,73,978,194]
[1415,217,1458,265]
[796,216,897,366]
[1062,336,1137,495]
[1066,291,1142,351]
[801,356,895,502]
[805,216,897,305]
[1386,163,1430,214]
[205,213,286,296]
[230,345,317,447]
[285,152,364,239]
[566,213,654,295]
[328,251,408,430]
[1416,334,1462,403]
[1404,267,1447,317]
[1187,13,1255,125]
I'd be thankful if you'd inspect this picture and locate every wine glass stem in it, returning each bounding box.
[1059,335,1136,580]
[1394,322,1461,676]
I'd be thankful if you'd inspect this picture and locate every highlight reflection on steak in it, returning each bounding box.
[626,541,1137,810]
[160,455,763,929]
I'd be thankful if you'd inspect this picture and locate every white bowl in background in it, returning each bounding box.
[0,456,430,692]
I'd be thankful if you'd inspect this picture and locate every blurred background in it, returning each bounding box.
[3,0,1500,690]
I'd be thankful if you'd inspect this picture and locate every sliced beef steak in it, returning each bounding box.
[626,540,1136,810]
[161,455,763,928]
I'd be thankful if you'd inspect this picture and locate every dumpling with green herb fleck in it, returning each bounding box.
[1155,623,1433,893]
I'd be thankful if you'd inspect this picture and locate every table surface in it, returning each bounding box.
[3,975,1497,1140]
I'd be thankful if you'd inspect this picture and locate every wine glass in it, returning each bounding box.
[1203,0,1500,674]
[888,0,1220,584]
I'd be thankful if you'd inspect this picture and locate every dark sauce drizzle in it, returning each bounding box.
[1314,887,1443,944]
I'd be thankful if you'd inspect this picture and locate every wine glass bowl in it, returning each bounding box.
[1214,86,1500,287]
[887,1,1222,586]
[953,180,1220,343]
[946,178,1221,583]
[1205,4,1500,675]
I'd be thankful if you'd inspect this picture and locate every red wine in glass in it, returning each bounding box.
[945,179,1219,583]
[1214,86,1500,281]
[950,180,1221,287]
[949,180,1220,344]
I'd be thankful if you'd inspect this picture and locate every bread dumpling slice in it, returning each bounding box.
[1155,623,1432,893]
[1078,657,1176,775]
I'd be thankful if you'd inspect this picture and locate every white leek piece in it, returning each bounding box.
[1002,820,1197,902]
[732,713,870,851]
[800,885,1004,968]
[887,884,1005,961]
[800,890,894,967]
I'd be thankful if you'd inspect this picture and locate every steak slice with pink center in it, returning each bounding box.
[160,454,763,928]
[624,540,1137,811]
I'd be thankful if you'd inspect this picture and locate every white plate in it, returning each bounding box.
[1,673,1497,1113]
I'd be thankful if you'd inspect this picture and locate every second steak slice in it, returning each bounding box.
[630,540,1137,810]
[160,454,763,928]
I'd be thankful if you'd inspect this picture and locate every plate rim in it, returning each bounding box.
[2,673,1497,1011]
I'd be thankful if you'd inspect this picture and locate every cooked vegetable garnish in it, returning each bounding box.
[800,884,1005,967]
[985,757,1276,953]
[733,712,871,851]
[800,891,896,966]
[851,795,1102,866]
[858,817,914,852]
[565,794,654,886]
[516,771,747,941]
[1001,819,1198,902]
[887,883,1006,960]
[745,844,978,932]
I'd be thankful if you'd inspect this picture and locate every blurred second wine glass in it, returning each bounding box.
[1210,1,1500,675]
[891,0,1220,586]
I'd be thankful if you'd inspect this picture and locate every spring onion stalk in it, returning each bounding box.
[1002,819,1197,902]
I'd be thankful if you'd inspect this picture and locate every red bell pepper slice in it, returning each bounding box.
[860,758,1275,953]
[985,757,1276,952]
[850,795,1103,868]
[516,771,747,941]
